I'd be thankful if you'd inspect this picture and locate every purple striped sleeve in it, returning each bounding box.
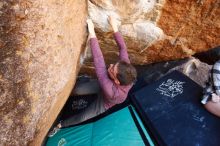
[113,32,130,63]
[90,37,114,98]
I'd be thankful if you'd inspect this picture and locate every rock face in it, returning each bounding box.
[0,0,219,145]
[82,0,220,74]
[169,58,211,87]
[0,0,87,145]
[132,57,211,93]
[194,46,220,65]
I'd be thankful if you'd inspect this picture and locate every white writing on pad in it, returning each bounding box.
[156,79,185,98]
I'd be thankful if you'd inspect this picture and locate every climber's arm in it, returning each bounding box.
[108,16,130,63]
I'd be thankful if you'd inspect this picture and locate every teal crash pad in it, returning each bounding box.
[46,106,153,146]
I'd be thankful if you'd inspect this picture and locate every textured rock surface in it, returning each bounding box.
[168,58,211,87]
[133,57,211,91]
[81,0,220,75]
[0,0,219,145]
[194,46,220,65]
[0,0,87,145]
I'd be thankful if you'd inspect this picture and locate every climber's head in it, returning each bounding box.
[108,60,137,85]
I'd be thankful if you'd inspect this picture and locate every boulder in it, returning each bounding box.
[134,57,211,89]
[194,46,220,65]
[81,0,220,75]
[0,0,219,145]
[0,0,87,145]
[168,57,211,87]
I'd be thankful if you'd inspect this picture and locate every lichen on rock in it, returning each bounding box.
[0,0,87,145]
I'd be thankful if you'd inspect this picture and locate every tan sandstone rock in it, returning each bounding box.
[0,0,219,145]
[81,0,220,75]
[0,0,87,145]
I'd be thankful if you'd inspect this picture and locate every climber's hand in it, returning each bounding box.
[108,16,119,32]
[87,19,96,37]
[212,93,220,103]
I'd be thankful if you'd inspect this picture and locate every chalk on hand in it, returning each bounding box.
[201,96,209,104]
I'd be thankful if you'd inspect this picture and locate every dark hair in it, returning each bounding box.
[116,61,137,85]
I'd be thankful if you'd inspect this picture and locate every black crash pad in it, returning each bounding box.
[60,94,98,121]
[132,71,220,146]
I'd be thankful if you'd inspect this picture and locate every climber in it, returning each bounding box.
[48,16,137,136]
[201,60,220,117]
